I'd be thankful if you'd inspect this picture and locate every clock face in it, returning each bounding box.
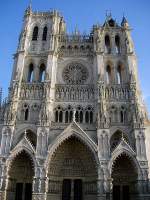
[63,63,88,84]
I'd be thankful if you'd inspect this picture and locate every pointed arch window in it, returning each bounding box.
[39,64,46,82]
[85,111,89,123]
[105,35,111,54]
[24,108,29,121]
[42,26,47,41]
[75,111,79,122]
[55,111,58,122]
[28,64,34,82]
[80,111,83,123]
[117,65,122,84]
[32,26,39,41]
[65,111,69,123]
[106,65,111,84]
[115,35,121,54]
[120,110,124,123]
[90,111,93,124]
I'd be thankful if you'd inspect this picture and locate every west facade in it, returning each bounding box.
[0,6,150,200]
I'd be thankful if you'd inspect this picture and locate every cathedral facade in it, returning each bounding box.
[0,6,150,200]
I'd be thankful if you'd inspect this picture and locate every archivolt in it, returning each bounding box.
[45,131,99,174]
[6,148,36,175]
[109,150,142,179]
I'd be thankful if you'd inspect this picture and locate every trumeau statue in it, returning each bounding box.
[0,6,149,200]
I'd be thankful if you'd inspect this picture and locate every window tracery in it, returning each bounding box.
[54,105,94,124]
[63,63,88,84]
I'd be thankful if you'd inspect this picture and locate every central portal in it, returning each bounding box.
[47,136,97,200]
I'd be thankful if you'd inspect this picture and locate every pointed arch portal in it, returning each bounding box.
[111,153,138,200]
[46,136,98,200]
[5,150,34,200]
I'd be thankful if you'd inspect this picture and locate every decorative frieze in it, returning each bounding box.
[55,84,95,102]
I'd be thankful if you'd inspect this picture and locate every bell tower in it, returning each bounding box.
[94,14,149,198]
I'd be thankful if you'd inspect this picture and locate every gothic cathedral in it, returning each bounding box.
[0,5,150,200]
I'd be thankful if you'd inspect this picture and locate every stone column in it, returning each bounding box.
[97,166,104,200]
[135,135,141,159]
[141,135,147,160]
[32,167,47,200]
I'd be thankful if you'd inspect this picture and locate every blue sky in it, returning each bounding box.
[0,0,150,114]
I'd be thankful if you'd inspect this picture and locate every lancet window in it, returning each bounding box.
[39,64,46,82]
[105,35,111,54]
[42,26,47,41]
[115,35,121,54]
[54,105,94,124]
[32,26,39,41]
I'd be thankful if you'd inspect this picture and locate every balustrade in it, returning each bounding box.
[58,34,93,43]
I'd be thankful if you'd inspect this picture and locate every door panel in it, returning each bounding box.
[113,185,121,200]
[123,185,130,200]
[74,179,82,200]
[15,183,23,200]
[25,183,32,200]
[62,179,71,200]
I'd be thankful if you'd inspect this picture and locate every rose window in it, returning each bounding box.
[63,63,88,84]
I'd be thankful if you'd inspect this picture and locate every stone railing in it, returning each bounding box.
[58,34,93,43]
[55,84,95,102]
[58,48,93,56]
[98,84,136,101]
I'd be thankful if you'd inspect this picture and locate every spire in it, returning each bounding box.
[74,26,80,35]
[103,11,117,27]
[106,10,112,20]
[121,15,129,28]
[25,0,32,16]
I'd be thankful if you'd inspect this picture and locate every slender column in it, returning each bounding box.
[0,134,7,156]
[98,134,104,159]
[141,135,147,160]
[136,136,141,159]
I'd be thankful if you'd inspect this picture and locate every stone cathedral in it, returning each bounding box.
[0,5,150,200]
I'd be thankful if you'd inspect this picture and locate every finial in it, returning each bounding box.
[73,109,76,122]
[74,25,80,35]
[29,0,32,10]
[24,129,27,136]
[121,14,129,27]
[106,10,112,19]
[25,0,32,16]
[121,132,125,141]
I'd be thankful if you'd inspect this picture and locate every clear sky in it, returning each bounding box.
[0,0,150,114]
